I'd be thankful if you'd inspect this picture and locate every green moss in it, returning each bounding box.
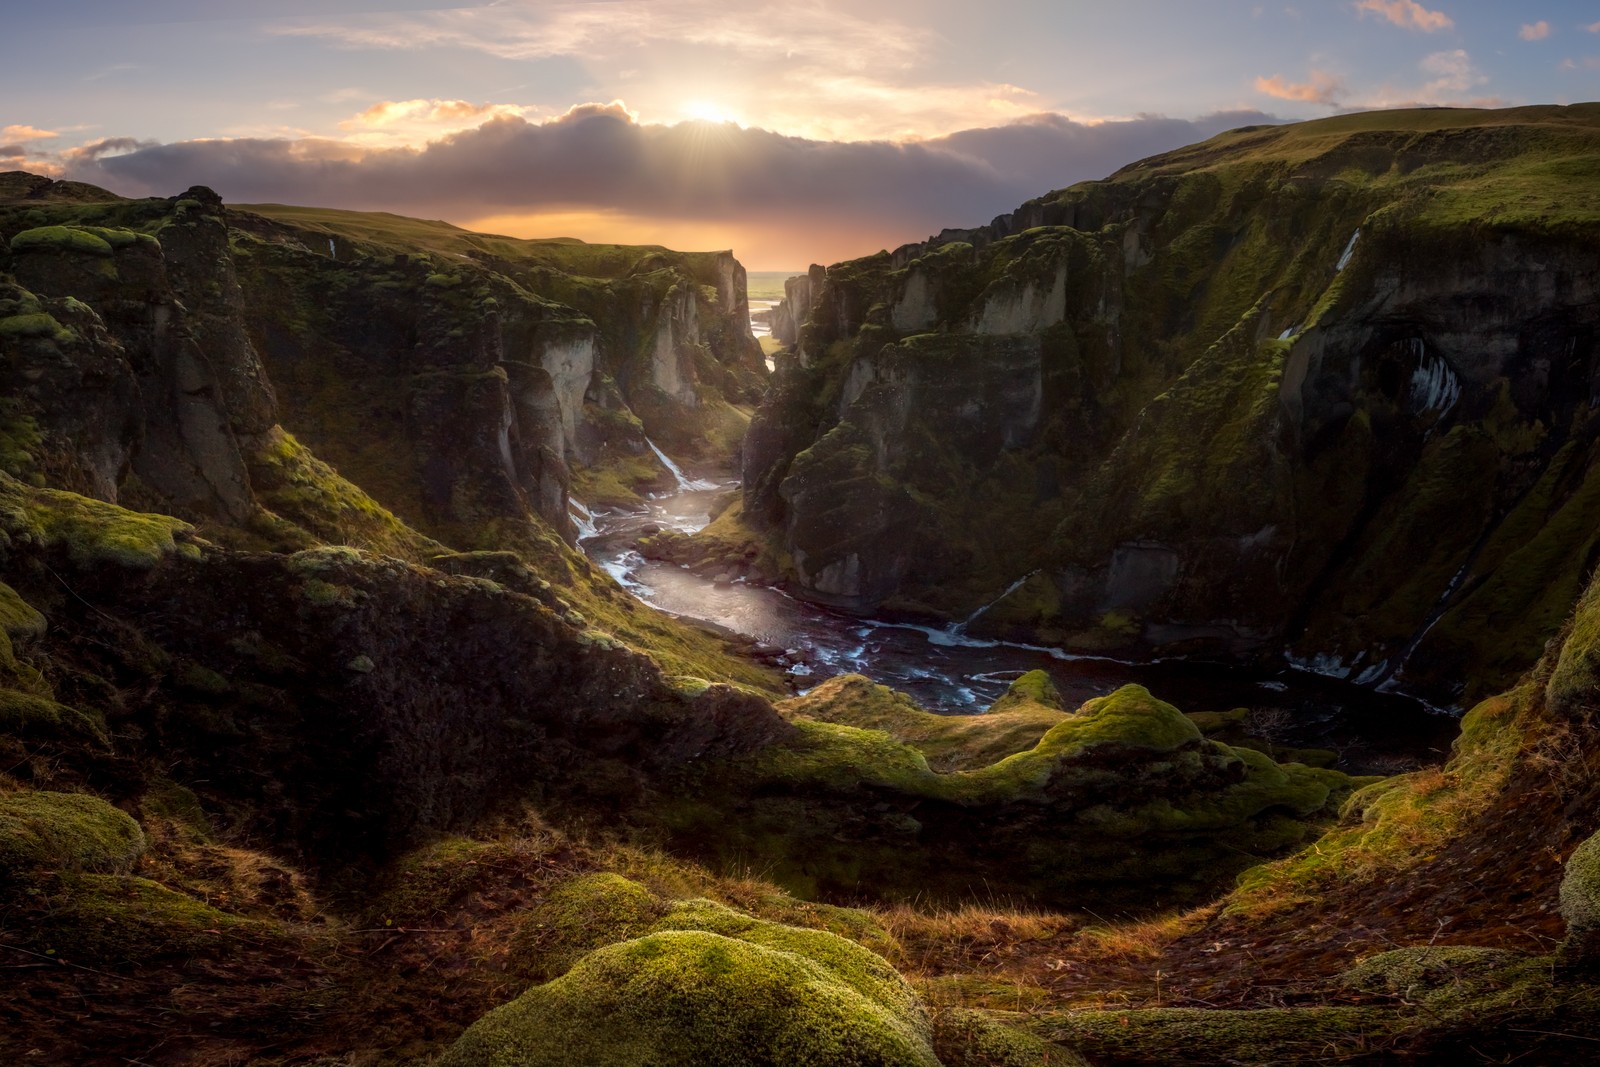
[0,690,107,744]
[247,427,442,563]
[988,670,1063,713]
[510,873,666,980]
[781,674,1065,773]
[1048,1005,1392,1065]
[934,1008,1084,1067]
[8,225,114,257]
[0,581,46,639]
[1559,828,1600,969]
[3,481,194,569]
[0,790,145,875]
[439,928,939,1067]
[648,898,923,1025]
[26,873,276,964]
[0,311,74,343]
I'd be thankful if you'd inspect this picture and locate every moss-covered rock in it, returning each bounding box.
[934,1008,1085,1067]
[0,790,144,876]
[510,872,666,979]
[439,928,939,1067]
[665,684,1356,906]
[1560,828,1600,971]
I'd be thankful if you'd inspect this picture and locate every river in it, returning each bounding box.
[576,464,1460,775]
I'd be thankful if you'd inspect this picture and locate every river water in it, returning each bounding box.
[576,469,1460,775]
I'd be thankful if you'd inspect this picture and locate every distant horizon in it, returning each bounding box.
[7,1,1598,267]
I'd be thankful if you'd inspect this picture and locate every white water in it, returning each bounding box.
[953,570,1041,632]
[575,473,1456,766]
[1336,228,1361,271]
[646,438,719,491]
[327,237,336,258]
[568,497,599,541]
[1408,341,1460,417]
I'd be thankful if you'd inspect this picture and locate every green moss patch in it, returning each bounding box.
[0,790,144,875]
[510,872,666,980]
[439,928,939,1067]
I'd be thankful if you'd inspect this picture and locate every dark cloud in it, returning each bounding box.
[64,106,1281,245]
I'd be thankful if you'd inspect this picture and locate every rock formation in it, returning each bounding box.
[743,104,1600,708]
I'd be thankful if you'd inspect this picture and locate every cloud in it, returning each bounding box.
[57,105,1280,268]
[268,1,1046,142]
[1559,56,1600,71]
[1254,70,1344,104]
[1419,49,1484,95]
[273,1,926,72]
[336,98,535,146]
[2,124,59,143]
[1520,21,1551,41]
[1353,0,1454,32]
[1588,21,1600,33]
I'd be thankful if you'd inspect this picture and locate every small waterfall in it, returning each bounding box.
[951,571,1040,634]
[1407,341,1460,417]
[327,237,336,259]
[646,438,718,491]
[1336,228,1360,271]
[568,496,598,541]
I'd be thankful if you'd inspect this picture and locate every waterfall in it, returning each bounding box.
[646,438,718,491]
[951,570,1040,634]
[327,237,336,259]
[568,496,598,541]
[1336,228,1360,271]
[1407,342,1460,417]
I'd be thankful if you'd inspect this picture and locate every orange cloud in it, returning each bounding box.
[1254,70,1343,104]
[341,99,526,130]
[1354,0,1454,32]
[1,124,59,143]
[1520,21,1551,41]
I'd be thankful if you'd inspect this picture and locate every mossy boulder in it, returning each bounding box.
[934,1008,1085,1067]
[1559,828,1600,971]
[0,478,196,569]
[0,790,145,876]
[23,872,277,964]
[510,872,666,979]
[988,670,1063,713]
[0,581,46,640]
[439,927,938,1067]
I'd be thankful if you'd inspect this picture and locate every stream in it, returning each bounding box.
[575,463,1460,775]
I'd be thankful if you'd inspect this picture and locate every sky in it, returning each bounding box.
[3,1,1598,269]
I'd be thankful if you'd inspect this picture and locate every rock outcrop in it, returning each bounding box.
[745,105,1600,707]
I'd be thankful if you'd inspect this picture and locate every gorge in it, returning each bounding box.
[3,102,1600,1066]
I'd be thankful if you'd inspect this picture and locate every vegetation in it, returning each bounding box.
[4,107,1600,1063]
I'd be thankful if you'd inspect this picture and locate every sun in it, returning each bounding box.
[683,100,737,125]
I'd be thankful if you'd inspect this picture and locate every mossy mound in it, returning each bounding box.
[1560,828,1600,970]
[0,790,145,876]
[668,684,1356,906]
[439,928,939,1067]
[0,581,46,639]
[0,476,196,569]
[779,674,1066,773]
[648,898,924,1027]
[510,872,666,980]
[21,872,283,964]
[933,1008,1084,1067]
[988,670,1063,713]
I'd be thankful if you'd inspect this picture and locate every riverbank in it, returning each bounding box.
[573,452,1459,776]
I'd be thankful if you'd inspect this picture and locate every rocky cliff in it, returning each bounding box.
[744,104,1600,708]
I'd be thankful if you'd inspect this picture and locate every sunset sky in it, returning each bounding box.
[5,1,1599,268]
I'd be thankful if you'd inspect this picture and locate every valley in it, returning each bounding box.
[2,102,1600,1065]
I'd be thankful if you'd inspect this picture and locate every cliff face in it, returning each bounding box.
[746,105,1600,707]
[228,206,766,531]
